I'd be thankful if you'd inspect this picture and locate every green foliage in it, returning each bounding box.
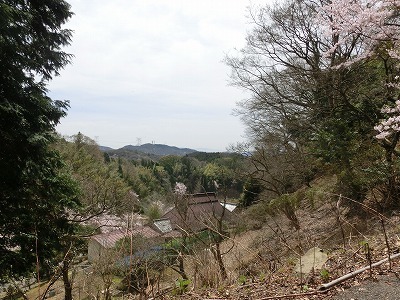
[238,274,247,285]
[121,160,167,199]
[0,0,78,279]
[104,151,245,208]
[144,203,162,221]
[240,178,262,207]
[56,136,138,215]
[244,175,339,229]
[103,152,111,163]
[303,176,337,208]
[226,0,400,209]
[269,194,301,229]
[158,155,202,193]
[311,109,383,202]
[244,200,273,229]
[320,268,330,282]
[246,191,303,229]
[187,152,226,162]
[172,278,191,295]
[201,157,244,197]
[4,285,23,300]
[163,231,213,254]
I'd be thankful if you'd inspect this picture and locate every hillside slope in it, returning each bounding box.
[176,175,400,299]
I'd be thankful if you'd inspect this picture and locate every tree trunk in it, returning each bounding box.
[177,252,188,280]
[212,192,228,279]
[104,286,112,300]
[62,261,73,300]
[212,241,227,279]
[384,144,399,209]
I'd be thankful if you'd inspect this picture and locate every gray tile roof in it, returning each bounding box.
[153,218,173,233]
[91,225,160,248]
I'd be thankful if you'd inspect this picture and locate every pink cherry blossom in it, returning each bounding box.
[317,0,400,140]
[174,182,187,195]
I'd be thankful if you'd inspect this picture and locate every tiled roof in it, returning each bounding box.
[187,192,217,204]
[162,230,182,238]
[92,230,127,248]
[91,225,160,248]
[131,225,160,238]
[162,193,234,232]
[153,218,173,233]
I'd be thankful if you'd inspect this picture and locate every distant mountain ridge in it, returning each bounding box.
[122,143,197,156]
[99,146,114,152]
[100,143,198,157]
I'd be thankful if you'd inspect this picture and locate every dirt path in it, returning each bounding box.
[331,273,400,300]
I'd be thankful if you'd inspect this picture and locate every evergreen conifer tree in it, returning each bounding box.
[0,0,79,279]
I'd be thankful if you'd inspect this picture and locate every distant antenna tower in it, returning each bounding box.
[136,137,142,146]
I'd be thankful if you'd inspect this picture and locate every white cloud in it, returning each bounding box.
[49,0,270,151]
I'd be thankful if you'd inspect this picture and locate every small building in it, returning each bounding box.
[152,218,182,238]
[161,192,234,233]
[153,218,173,233]
[87,225,160,262]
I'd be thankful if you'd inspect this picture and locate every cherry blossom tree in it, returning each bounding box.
[318,0,400,64]
[374,100,400,140]
[318,0,400,125]
[318,0,400,206]
[174,182,187,195]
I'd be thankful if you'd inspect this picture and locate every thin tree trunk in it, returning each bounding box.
[212,188,228,279]
[214,242,227,279]
[176,235,188,280]
[62,260,73,300]
[177,251,188,280]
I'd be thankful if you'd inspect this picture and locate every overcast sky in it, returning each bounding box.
[48,0,269,152]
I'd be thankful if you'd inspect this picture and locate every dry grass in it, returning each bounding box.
[10,175,400,299]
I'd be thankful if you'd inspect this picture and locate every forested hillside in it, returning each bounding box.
[2,0,400,299]
[60,133,246,214]
[226,0,400,211]
[119,143,197,156]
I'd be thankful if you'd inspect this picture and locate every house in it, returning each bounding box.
[87,193,235,262]
[161,192,234,233]
[87,225,161,262]
[152,218,182,238]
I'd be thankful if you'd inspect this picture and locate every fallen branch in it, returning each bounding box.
[319,252,400,290]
